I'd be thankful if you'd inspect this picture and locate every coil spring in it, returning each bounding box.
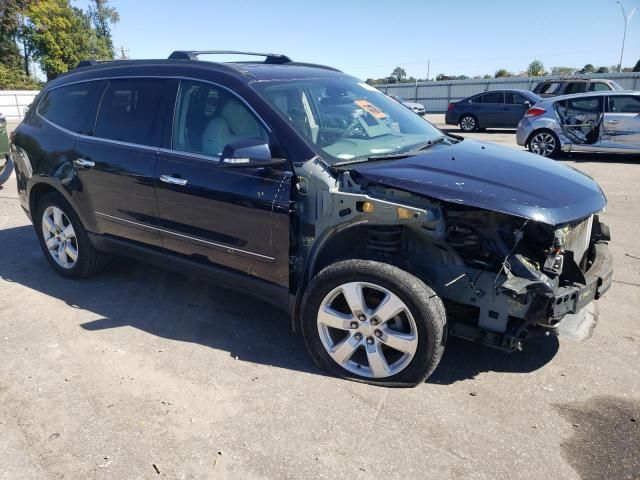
[366,226,403,255]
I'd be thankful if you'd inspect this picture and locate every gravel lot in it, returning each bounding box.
[1,117,638,479]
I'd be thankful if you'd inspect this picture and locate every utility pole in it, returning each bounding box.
[426,60,430,82]
[616,1,636,72]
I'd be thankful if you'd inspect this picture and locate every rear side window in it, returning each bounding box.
[38,81,106,134]
[589,82,611,92]
[561,96,603,114]
[481,92,504,104]
[609,95,640,113]
[94,79,166,146]
[564,82,587,94]
[505,93,530,105]
[536,82,560,94]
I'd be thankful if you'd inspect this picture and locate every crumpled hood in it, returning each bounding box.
[352,139,607,226]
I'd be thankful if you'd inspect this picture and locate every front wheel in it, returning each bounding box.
[528,130,560,158]
[301,260,446,387]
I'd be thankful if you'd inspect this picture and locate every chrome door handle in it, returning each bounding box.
[605,120,620,124]
[74,158,95,168]
[160,175,188,186]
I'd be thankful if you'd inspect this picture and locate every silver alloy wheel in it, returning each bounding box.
[460,116,476,131]
[41,206,78,269]
[317,282,418,379]
[529,132,557,157]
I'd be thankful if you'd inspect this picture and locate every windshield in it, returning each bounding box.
[252,77,443,165]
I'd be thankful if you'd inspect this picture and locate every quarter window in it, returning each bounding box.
[609,95,640,113]
[38,81,106,134]
[172,80,268,158]
[94,79,166,146]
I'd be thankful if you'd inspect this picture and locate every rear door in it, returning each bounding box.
[600,94,640,151]
[554,95,605,151]
[503,92,532,127]
[154,79,292,289]
[73,78,168,248]
[474,91,504,127]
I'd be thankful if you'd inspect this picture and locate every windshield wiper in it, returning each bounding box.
[413,136,449,151]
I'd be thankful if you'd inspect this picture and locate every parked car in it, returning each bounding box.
[517,90,640,157]
[10,51,613,386]
[389,95,426,115]
[533,78,623,98]
[0,112,14,186]
[445,89,542,131]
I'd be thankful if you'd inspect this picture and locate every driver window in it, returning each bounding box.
[172,80,268,158]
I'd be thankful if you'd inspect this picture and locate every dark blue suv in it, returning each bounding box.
[10,51,613,386]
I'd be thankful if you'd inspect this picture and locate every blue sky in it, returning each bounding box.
[74,0,640,79]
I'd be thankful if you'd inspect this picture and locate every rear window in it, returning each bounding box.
[94,79,166,146]
[38,81,106,134]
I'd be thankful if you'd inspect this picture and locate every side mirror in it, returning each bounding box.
[523,101,532,108]
[220,138,284,168]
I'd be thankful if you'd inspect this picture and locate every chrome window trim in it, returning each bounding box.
[95,211,275,263]
[36,75,272,153]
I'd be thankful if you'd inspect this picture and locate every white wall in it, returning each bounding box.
[0,90,40,119]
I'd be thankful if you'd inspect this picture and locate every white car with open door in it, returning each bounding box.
[516,91,640,157]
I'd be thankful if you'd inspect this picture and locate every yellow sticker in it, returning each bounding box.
[354,100,386,119]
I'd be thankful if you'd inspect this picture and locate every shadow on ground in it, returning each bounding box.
[1,225,559,384]
[555,396,640,480]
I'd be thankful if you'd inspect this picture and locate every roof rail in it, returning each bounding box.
[168,50,292,64]
[76,59,117,69]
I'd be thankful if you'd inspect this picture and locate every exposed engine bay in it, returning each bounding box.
[293,158,613,352]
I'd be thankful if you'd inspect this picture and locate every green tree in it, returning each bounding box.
[494,69,511,78]
[551,66,575,76]
[22,0,116,80]
[0,0,33,75]
[633,59,640,72]
[596,66,609,74]
[87,0,119,57]
[527,60,545,76]
[580,64,595,74]
[0,63,41,89]
[391,66,406,82]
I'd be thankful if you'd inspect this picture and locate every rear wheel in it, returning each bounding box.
[301,260,446,387]
[459,114,478,132]
[35,191,108,278]
[528,130,560,158]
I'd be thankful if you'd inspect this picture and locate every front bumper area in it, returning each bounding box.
[546,242,613,323]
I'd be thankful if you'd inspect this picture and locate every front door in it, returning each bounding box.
[503,92,531,127]
[154,79,292,288]
[600,95,640,152]
[74,78,169,248]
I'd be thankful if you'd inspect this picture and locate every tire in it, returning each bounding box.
[301,260,446,387]
[459,114,478,132]
[35,191,108,278]
[528,129,560,158]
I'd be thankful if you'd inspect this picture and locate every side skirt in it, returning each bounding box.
[88,233,291,314]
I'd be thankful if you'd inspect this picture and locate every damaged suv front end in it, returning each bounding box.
[253,73,612,383]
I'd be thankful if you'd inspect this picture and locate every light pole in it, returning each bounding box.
[616,1,636,72]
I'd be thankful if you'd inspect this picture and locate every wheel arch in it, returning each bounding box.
[291,222,419,331]
[28,180,92,231]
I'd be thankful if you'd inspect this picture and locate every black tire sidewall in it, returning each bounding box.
[301,260,445,387]
[34,192,93,278]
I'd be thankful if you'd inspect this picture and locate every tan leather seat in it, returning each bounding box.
[201,99,263,157]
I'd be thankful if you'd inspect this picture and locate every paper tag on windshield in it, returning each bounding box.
[354,100,386,119]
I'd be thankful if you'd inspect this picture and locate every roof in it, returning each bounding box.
[537,90,640,103]
[64,51,348,84]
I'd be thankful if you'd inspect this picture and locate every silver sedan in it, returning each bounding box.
[516,91,640,157]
